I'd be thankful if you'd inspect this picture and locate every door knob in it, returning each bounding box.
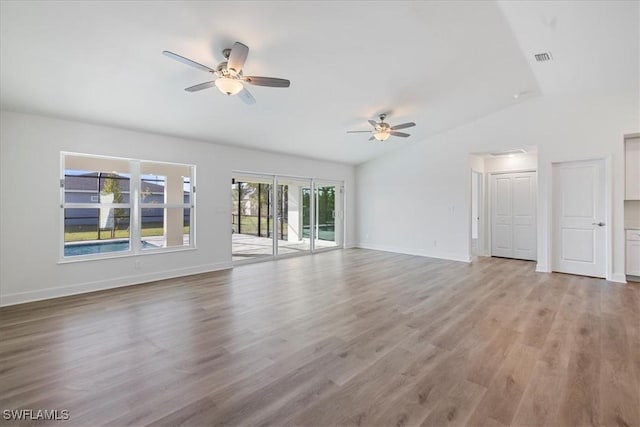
[592,222,605,226]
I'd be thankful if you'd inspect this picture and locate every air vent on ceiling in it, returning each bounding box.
[489,149,527,157]
[534,52,553,62]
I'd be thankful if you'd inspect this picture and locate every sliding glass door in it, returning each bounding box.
[276,177,312,255]
[231,173,343,263]
[314,182,343,250]
[231,174,274,261]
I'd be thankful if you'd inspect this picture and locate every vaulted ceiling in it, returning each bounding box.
[1,1,637,164]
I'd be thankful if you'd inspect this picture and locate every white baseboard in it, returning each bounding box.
[0,261,232,307]
[355,243,471,263]
[535,265,627,283]
[610,273,628,284]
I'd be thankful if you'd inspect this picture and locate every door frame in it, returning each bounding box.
[231,171,277,264]
[312,179,346,253]
[486,168,537,261]
[470,170,485,257]
[547,156,612,280]
[231,171,345,265]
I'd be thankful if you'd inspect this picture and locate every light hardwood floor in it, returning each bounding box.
[1,249,639,426]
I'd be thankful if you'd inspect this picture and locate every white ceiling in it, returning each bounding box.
[498,0,639,96]
[1,1,637,165]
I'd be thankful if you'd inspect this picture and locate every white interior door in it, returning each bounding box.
[552,160,606,277]
[512,173,537,260]
[491,171,536,261]
[492,175,513,258]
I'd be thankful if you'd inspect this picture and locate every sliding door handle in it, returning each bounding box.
[592,222,605,227]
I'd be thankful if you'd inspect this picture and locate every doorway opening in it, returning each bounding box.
[469,149,538,261]
[471,170,483,256]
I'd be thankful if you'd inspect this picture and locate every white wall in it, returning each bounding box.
[356,90,639,282]
[470,155,485,174]
[483,152,537,173]
[0,110,356,305]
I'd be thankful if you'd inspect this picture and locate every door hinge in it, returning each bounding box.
[60,178,65,188]
[192,186,196,193]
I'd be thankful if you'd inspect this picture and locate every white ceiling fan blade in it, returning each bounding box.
[390,122,416,131]
[368,136,376,141]
[243,76,290,88]
[162,51,215,73]
[184,81,216,92]
[228,42,249,76]
[346,130,372,133]
[237,87,256,105]
[390,131,411,138]
[368,120,378,128]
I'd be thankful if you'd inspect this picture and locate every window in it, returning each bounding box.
[61,153,195,259]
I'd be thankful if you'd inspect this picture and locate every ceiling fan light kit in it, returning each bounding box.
[215,77,243,95]
[373,129,391,141]
[163,41,290,104]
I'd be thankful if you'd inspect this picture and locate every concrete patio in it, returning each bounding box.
[232,233,338,261]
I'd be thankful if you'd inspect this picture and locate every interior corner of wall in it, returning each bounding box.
[610,273,627,284]
[535,263,550,273]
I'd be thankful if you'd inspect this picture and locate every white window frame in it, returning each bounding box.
[60,152,196,261]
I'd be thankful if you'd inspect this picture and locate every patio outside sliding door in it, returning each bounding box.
[314,182,344,250]
[231,174,274,261]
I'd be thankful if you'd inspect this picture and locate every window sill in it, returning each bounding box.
[58,245,197,264]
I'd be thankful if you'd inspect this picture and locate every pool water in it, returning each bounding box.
[64,240,154,257]
[302,225,335,241]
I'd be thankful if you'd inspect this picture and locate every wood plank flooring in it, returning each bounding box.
[1,249,639,426]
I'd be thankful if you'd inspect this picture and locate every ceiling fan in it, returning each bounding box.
[162,42,290,105]
[347,114,416,141]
